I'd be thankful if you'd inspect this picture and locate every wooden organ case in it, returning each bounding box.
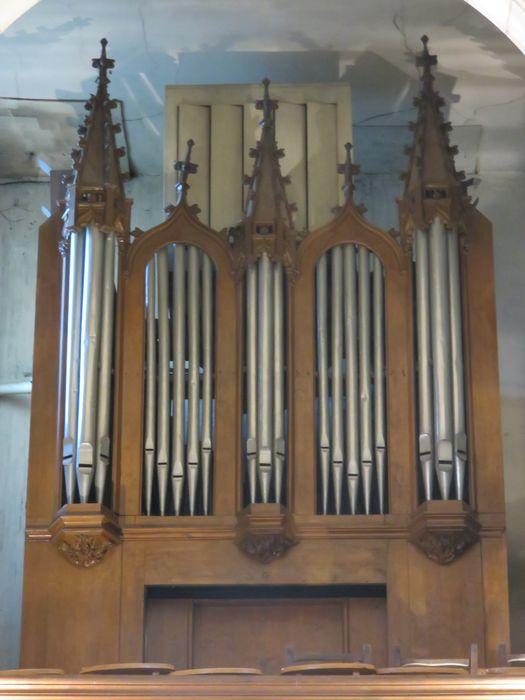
[20,37,510,676]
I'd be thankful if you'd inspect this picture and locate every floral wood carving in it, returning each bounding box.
[236,503,297,564]
[57,533,112,568]
[410,529,478,565]
[238,532,297,564]
[409,500,480,565]
[49,503,121,569]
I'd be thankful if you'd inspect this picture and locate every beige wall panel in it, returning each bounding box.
[165,84,352,232]
[178,104,210,225]
[307,102,338,230]
[276,102,307,231]
[210,104,243,231]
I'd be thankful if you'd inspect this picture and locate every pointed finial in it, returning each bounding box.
[416,35,437,89]
[256,77,278,128]
[174,139,198,203]
[337,142,360,203]
[92,38,115,89]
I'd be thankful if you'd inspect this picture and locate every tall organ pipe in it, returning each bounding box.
[171,244,186,515]
[373,256,386,514]
[448,229,467,500]
[331,246,344,515]
[316,254,330,514]
[273,263,285,504]
[201,253,213,514]
[155,249,170,515]
[77,224,105,503]
[429,216,453,499]
[144,260,156,516]
[95,232,116,503]
[258,253,273,503]
[246,265,258,503]
[63,229,85,504]
[358,246,373,514]
[343,245,359,514]
[187,246,200,515]
[415,229,434,500]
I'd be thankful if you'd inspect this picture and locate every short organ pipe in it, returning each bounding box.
[144,260,156,516]
[358,246,373,514]
[331,246,344,515]
[171,244,186,515]
[155,249,170,515]
[187,246,200,515]
[343,245,359,515]
[316,254,330,514]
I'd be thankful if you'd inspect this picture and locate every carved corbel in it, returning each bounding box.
[409,500,480,565]
[49,504,121,568]
[236,503,297,564]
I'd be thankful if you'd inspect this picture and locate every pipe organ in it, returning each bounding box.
[21,36,510,679]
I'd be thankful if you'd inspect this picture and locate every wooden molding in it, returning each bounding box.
[236,504,297,563]
[49,504,121,568]
[409,500,480,565]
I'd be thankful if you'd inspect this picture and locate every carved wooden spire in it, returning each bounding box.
[234,79,298,278]
[399,35,471,234]
[334,142,366,216]
[67,38,130,235]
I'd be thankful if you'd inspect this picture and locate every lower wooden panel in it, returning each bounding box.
[145,595,387,673]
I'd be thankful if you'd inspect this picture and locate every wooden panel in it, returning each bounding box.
[21,540,122,674]
[306,102,338,230]
[166,84,352,231]
[348,598,387,666]
[481,537,510,665]
[144,596,386,674]
[192,600,345,673]
[145,599,192,667]
[178,105,210,225]
[210,105,243,231]
[407,541,485,661]
[276,102,307,231]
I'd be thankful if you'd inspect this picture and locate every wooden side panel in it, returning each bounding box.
[407,541,485,662]
[21,540,122,673]
[210,105,243,231]
[481,537,510,665]
[119,542,146,662]
[178,105,211,225]
[26,214,64,524]
[464,211,505,513]
[306,102,338,230]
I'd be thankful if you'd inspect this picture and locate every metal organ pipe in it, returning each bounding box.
[358,246,373,514]
[447,230,467,500]
[95,232,116,503]
[343,245,360,515]
[155,248,170,515]
[331,246,344,515]
[415,229,434,501]
[144,260,156,516]
[171,244,186,515]
[373,256,386,514]
[428,216,454,500]
[62,229,85,504]
[273,263,285,505]
[201,253,213,514]
[257,252,274,503]
[246,265,258,504]
[187,246,201,515]
[77,224,105,503]
[316,254,330,514]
